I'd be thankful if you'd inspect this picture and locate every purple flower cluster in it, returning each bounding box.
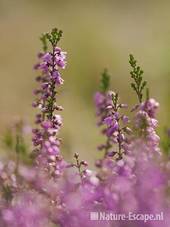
[32,30,67,177]
[95,90,130,162]
[0,29,170,227]
[34,47,66,84]
[135,98,160,153]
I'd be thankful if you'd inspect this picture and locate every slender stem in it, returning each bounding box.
[104,138,111,158]
[15,134,20,175]
[48,45,56,120]
[74,155,83,179]
[117,128,122,159]
[113,101,123,160]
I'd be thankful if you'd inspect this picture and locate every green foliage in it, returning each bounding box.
[100,69,110,93]
[129,54,147,103]
[3,129,13,150]
[15,134,27,155]
[146,87,150,101]
[2,122,27,156]
[2,185,13,202]
[40,34,48,52]
[40,28,63,51]
[15,122,27,155]
[161,128,170,156]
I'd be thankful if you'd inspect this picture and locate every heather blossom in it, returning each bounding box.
[32,28,68,177]
[134,98,160,154]
[0,29,170,227]
[94,71,130,163]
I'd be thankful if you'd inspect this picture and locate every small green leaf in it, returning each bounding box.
[3,129,13,149]
[100,69,110,92]
[40,28,63,51]
[2,185,13,202]
[129,54,147,103]
[40,34,48,52]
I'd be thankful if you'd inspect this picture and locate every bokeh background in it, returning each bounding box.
[0,0,170,166]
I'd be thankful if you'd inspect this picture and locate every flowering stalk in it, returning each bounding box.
[103,91,130,159]
[94,70,111,158]
[32,28,67,176]
[129,55,160,154]
[72,153,88,179]
[95,70,130,162]
[134,98,160,153]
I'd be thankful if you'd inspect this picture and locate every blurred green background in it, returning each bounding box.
[0,0,170,165]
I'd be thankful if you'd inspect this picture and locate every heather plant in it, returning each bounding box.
[0,28,170,227]
[32,28,68,177]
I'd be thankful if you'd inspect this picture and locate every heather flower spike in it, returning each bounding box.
[32,28,67,176]
[95,70,130,161]
[129,54,147,103]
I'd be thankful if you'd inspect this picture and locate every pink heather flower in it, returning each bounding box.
[122,115,129,124]
[42,53,52,64]
[94,91,105,105]
[55,48,67,69]
[56,59,66,68]
[103,116,114,126]
[106,122,119,136]
[141,98,159,118]
[46,146,59,155]
[134,98,160,153]
[2,192,49,227]
[41,121,52,129]
[54,114,62,125]
[52,70,64,85]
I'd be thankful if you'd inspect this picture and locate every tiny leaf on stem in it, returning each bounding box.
[100,69,110,93]
[129,54,147,103]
